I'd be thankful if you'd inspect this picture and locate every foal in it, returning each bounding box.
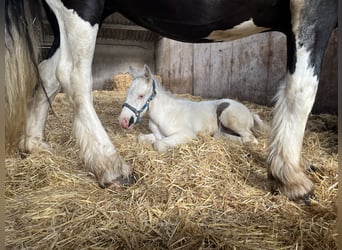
[119,65,268,152]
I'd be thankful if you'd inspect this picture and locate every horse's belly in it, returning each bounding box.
[117,0,288,42]
[205,19,270,42]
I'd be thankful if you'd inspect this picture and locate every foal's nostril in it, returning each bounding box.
[128,116,134,127]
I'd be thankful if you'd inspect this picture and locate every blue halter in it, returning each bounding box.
[122,79,157,124]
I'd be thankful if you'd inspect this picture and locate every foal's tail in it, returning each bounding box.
[5,0,42,151]
[252,113,270,136]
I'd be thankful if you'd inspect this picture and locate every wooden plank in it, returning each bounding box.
[208,42,233,98]
[155,39,171,87]
[168,40,193,94]
[265,32,287,105]
[155,31,337,114]
[156,39,193,94]
[195,34,279,103]
[229,33,270,104]
[100,23,149,31]
[193,44,211,96]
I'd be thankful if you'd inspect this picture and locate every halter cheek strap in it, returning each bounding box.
[122,79,157,124]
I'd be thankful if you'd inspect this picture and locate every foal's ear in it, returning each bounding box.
[143,64,152,81]
[129,65,139,78]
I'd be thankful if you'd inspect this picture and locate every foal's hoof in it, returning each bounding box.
[154,141,168,152]
[99,173,137,189]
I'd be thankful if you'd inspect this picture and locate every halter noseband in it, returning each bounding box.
[122,79,157,124]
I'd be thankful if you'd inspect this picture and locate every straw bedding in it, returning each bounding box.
[5,79,337,249]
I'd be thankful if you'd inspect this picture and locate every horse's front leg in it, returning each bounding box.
[47,0,134,188]
[268,0,336,202]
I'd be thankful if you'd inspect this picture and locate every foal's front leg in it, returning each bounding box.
[141,120,195,151]
[154,130,196,152]
[139,127,195,151]
[138,134,156,144]
[139,120,163,145]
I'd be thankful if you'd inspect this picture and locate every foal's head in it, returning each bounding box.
[119,64,156,129]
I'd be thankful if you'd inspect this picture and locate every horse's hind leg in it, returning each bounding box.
[20,51,61,153]
[20,0,62,153]
[45,0,134,187]
[268,0,337,201]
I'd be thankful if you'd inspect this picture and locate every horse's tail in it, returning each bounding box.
[251,113,270,136]
[5,0,42,151]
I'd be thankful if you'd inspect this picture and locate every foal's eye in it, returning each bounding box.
[138,94,144,99]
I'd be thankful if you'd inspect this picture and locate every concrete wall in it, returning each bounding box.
[92,40,155,90]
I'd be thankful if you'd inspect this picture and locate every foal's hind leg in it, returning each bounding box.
[45,0,133,187]
[218,126,257,144]
[20,51,61,153]
[268,0,337,201]
[217,103,257,144]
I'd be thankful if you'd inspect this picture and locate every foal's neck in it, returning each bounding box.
[149,78,176,113]
[152,78,175,100]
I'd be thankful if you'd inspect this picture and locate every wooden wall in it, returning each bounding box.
[155,30,338,114]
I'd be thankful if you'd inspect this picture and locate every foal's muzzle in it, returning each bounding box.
[122,102,143,124]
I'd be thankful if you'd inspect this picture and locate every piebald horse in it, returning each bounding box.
[119,65,269,151]
[5,0,337,202]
